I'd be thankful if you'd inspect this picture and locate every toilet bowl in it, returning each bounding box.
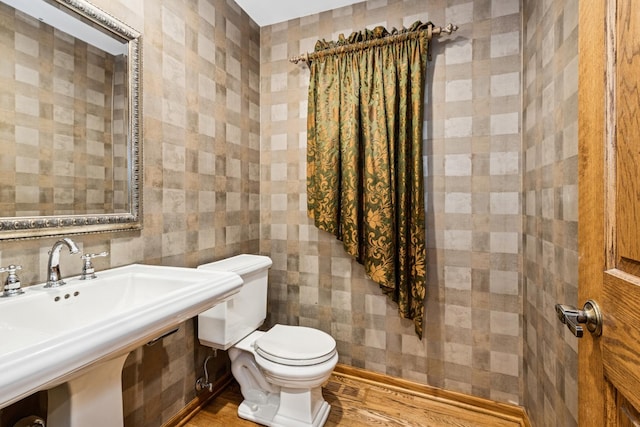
[197,255,338,427]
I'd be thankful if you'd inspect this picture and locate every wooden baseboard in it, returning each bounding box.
[163,372,234,427]
[333,364,531,427]
[167,364,531,427]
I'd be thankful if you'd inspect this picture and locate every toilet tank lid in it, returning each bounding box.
[198,254,273,275]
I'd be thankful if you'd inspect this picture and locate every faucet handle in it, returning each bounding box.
[81,251,109,260]
[0,264,22,274]
[80,252,109,280]
[0,264,24,297]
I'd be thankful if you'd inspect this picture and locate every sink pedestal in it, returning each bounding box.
[47,354,129,427]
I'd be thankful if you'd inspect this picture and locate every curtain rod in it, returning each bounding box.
[289,23,458,65]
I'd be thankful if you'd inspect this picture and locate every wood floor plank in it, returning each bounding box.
[183,371,524,427]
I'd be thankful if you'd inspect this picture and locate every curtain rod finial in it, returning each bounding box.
[433,22,458,36]
[289,52,310,65]
[442,23,459,34]
[431,22,459,37]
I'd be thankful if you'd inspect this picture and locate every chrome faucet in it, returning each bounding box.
[45,237,80,288]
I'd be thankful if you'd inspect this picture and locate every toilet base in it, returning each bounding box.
[237,386,331,427]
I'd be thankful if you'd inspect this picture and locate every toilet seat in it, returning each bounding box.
[255,325,336,366]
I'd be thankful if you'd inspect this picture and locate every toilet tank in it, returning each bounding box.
[197,254,273,350]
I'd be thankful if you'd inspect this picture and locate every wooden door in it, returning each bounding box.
[579,0,640,425]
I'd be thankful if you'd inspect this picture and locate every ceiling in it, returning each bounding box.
[234,0,367,27]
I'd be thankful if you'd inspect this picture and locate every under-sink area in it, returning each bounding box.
[0,263,243,427]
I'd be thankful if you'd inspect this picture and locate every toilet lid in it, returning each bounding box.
[255,325,336,366]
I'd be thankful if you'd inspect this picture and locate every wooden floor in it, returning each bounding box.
[183,370,524,427]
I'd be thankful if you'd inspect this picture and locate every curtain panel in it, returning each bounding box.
[307,23,429,337]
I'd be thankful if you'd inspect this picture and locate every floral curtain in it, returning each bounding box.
[306,22,429,338]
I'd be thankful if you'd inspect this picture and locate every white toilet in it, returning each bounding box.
[197,254,338,427]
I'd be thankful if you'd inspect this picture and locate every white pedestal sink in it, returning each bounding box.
[0,264,243,426]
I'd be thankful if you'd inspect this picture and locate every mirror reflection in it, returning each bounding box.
[0,0,141,239]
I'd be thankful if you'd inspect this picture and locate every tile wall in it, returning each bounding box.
[260,0,524,405]
[0,0,260,425]
[522,0,579,425]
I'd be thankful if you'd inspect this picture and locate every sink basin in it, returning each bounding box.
[0,263,242,421]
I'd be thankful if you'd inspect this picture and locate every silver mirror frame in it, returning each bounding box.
[0,0,142,240]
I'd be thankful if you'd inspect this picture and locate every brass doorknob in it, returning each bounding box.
[555,300,603,338]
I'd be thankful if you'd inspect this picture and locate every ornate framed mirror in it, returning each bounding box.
[0,0,141,239]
